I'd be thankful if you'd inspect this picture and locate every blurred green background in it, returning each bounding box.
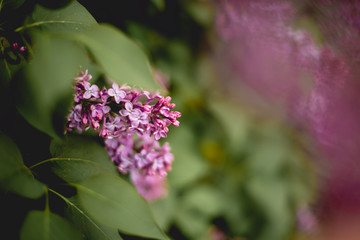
[0,0,320,239]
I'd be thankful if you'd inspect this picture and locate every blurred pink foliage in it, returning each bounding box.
[214,0,360,226]
[314,0,360,70]
[296,205,318,233]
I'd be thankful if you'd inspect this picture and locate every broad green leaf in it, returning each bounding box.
[49,135,118,183]
[150,0,165,11]
[149,189,176,230]
[0,132,45,198]
[0,132,23,180]
[2,0,25,9]
[75,174,167,239]
[63,195,123,240]
[36,0,74,10]
[16,0,97,33]
[1,168,46,199]
[0,57,25,85]
[182,185,223,217]
[174,208,209,240]
[246,138,287,176]
[184,1,214,26]
[75,24,159,90]
[209,98,249,155]
[173,185,223,239]
[245,178,292,240]
[167,126,208,188]
[281,150,316,207]
[16,32,87,139]
[20,210,81,240]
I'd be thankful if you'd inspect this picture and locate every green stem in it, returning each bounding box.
[29,157,94,169]
[0,0,4,14]
[20,34,33,56]
[15,20,86,32]
[0,38,11,79]
[3,58,11,79]
[44,189,50,240]
[45,188,50,212]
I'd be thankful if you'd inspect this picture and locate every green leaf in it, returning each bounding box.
[2,0,25,9]
[47,188,123,240]
[49,135,118,183]
[20,210,81,240]
[184,1,214,26]
[1,168,46,199]
[245,178,292,240]
[16,0,97,33]
[182,185,223,217]
[0,57,25,85]
[167,126,208,188]
[173,185,223,239]
[150,0,165,11]
[75,174,167,239]
[75,24,159,90]
[209,98,249,155]
[246,137,288,177]
[149,189,176,230]
[16,32,87,139]
[174,208,209,239]
[0,132,23,180]
[64,195,123,240]
[0,132,45,198]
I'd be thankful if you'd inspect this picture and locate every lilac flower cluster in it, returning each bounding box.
[104,134,173,176]
[67,69,180,141]
[66,69,180,201]
[130,169,168,202]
